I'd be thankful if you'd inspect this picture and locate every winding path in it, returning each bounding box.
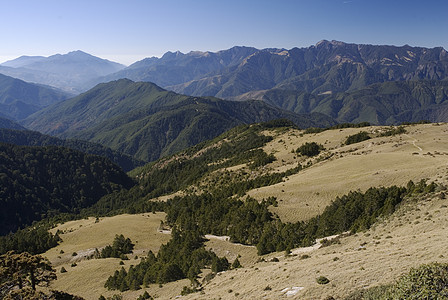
[404,134,423,151]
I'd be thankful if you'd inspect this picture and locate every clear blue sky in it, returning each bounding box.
[0,0,447,65]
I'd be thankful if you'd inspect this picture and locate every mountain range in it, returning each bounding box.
[23,79,335,162]
[94,41,448,99]
[88,41,448,124]
[0,50,125,93]
[236,80,448,124]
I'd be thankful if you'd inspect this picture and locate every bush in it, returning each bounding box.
[393,262,448,299]
[60,267,67,273]
[297,142,324,157]
[316,276,330,284]
[345,131,371,145]
[181,286,197,296]
[345,262,448,299]
[137,291,152,300]
[231,258,242,269]
[379,126,406,137]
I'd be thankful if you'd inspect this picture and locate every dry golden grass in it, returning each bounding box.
[205,238,259,267]
[249,123,448,222]
[45,213,171,299]
[182,190,448,300]
[43,124,448,299]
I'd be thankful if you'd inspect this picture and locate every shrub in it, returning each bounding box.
[137,291,152,300]
[345,131,371,145]
[60,267,67,273]
[232,258,242,269]
[181,286,197,296]
[379,126,406,137]
[393,262,448,299]
[345,262,448,299]
[316,276,330,284]
[297,142,324,157]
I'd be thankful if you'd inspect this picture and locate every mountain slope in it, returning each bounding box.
[38,122,448,300]
[24,79,335,162]
[168,41,448,99]
[69,97,334,161]
[95,46,259,88]
[238,80,448,124]
[0,117,26,130]
[0,128,144,171]
[22,79,188,135]
[0,73,70,120]
[0,51,125,93]
[0,143,134,234]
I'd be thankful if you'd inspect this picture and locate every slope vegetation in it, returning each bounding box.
[0,73,70,120]
[0,117,26,130]
[0,143,134,234]
[237,80,448,124]
[23,79,334,162]
[0,128,144,171]
[37,122,448,300]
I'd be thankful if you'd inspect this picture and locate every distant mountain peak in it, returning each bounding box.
[315,40,347,47]
[66,50,92,57]
[161,51,184,60]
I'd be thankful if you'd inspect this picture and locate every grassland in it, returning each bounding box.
[42,123,448,299]
[45,213,172,299]
[249,123,448,222]
[183,190,448,299]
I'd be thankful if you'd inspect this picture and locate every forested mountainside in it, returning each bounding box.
[0,73,70,120]
[0,128,144,171]
[0,143,134,234]
[0,117,26,130]
[23,79,335,162]
[235,80,448,124]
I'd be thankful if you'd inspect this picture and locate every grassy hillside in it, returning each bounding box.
[182,188,448,300]
[44,213,174,299]
[248,123,448,222]
[36,122,448,299]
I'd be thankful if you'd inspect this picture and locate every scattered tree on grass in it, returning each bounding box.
[296,142,324,157]
[345,131,371,145]
[101,234,134,259]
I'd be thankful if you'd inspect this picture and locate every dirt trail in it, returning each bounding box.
[404,134,423,151]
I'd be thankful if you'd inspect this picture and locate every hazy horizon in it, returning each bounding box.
[1,0,447,66]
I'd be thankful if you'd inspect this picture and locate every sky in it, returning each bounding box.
[0,0,447,66]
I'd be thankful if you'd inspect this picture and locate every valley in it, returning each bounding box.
[1,41,448,300]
